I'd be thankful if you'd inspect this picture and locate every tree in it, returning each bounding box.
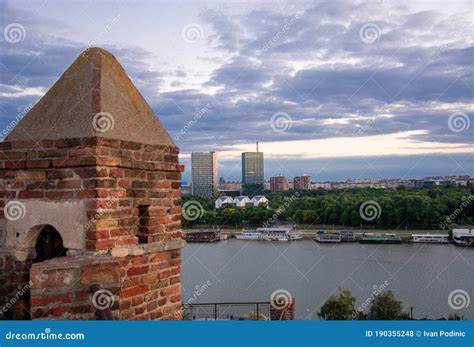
[318,288,357,320]
[367,290,409,320]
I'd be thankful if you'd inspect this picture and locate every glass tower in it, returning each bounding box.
[241,152,264,184]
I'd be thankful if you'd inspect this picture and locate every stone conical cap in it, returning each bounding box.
[6,47,175,146]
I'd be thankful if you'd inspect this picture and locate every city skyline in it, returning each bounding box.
[1,1,473,184]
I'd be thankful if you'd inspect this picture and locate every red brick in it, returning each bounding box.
[157,270,171,280]
[122,285,148,298]
[109,169,124,178]
[110,228,131,237]
[170,295,181,303]
[7,181,24,189]
[56,180,82,189]
[26,160,51,169]
[69,147,95,157]
[96,157,120,166]
[76,190,99,198]
[5,160,26,169]
[54,138,84,148]
[127,266,149,276]
[47,170,74,179]
[15,171,45,180]
[74,168,97,178]
[52,158,95,167]
[30,293,72,306]
[160,285,180,297]
[132,296,143,306]
[37,148,68,158]
[45,191,73,200]
[0,152,25,160]
[18,191,44,199]
[26,181,55,190]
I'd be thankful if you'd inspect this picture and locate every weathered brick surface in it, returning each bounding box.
[0,253,31,320]
[0,136,183,320]
[269,299,295,320]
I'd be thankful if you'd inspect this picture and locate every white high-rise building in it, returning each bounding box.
[191,152,218,197]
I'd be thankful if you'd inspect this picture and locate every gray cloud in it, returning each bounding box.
[0,1,472,180]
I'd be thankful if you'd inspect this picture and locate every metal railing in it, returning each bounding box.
[185,302,271,320]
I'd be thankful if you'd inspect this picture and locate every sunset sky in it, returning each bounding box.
[0,0,472,182]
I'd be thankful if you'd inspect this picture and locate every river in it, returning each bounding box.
[182,239,474,319]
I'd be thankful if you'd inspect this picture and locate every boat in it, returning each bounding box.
[452,228,474,247]
[358,233,402,244]
[183,228,221,243]
[412,234,448,243]
[314,231,341,243]
[340,230,357,242]
[236,227,302,241]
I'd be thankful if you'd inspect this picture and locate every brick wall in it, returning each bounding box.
[0,253,31,319]
[269,299,295,320]
[0,136,184,320]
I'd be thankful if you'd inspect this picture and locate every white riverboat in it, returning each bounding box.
[236,227,302,242]
[314,231,341,243]
[452,228,474,247]
[412,234,448,243]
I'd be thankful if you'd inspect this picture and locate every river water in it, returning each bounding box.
[182,239,474,319]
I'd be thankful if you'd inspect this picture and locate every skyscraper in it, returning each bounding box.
[242,142,264,184]
[191,152,218,197]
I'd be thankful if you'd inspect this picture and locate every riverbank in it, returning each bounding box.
[184,226,449,242]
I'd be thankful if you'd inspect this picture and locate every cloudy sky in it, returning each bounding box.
[0,0,472,182]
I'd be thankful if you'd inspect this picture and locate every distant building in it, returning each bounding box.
[215,196,235,209]
[215,195,269,209]
[181,182,192,196]
[251,195,269,207]
[219,180,242,191]
[191,151,218,197]
[294,175,311,190]
[234,195,253,208]
[219,177,226,186]
[270,176,288,191]
[242,145,264,184]
[313,182,331,189]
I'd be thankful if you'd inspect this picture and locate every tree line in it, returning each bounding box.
[182,186,474,230]
[318,288,463,320]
